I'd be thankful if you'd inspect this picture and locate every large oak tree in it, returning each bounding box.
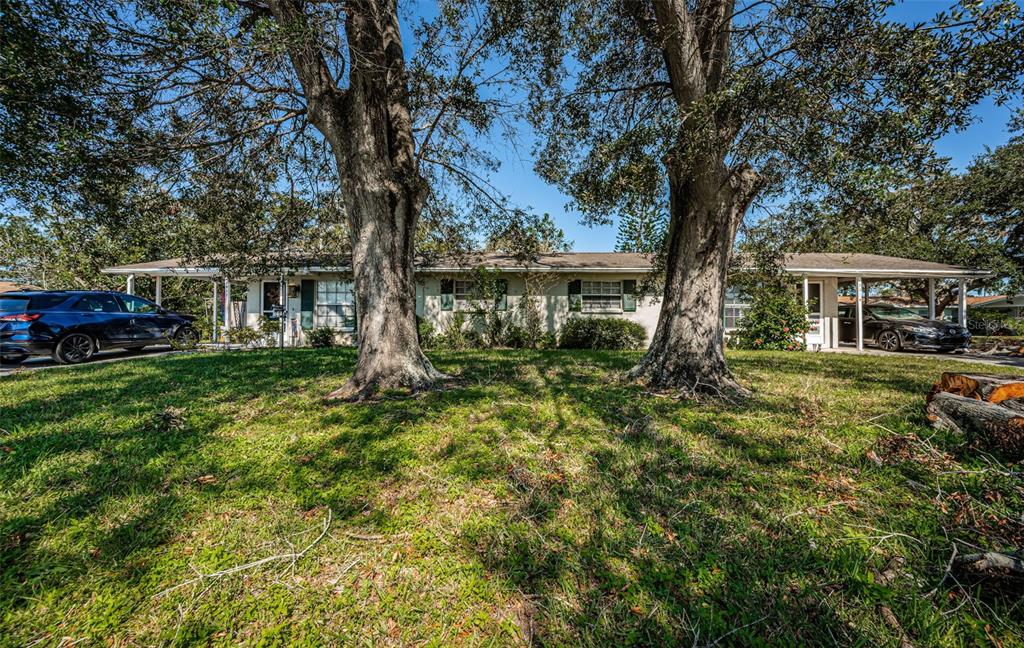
[511,0,1024,395]
[3,0,522,398]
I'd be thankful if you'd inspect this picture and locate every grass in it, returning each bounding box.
[1,349,1022,646]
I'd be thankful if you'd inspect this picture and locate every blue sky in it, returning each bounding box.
[440,2,1023,252]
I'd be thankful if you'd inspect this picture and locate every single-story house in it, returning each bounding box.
[101,252,990,351]
[968,294,1024,318]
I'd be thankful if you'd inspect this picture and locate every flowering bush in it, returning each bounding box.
[732,285,811,351]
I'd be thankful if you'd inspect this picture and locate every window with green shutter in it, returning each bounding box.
[622,279,637,312]
[440,279,454,311]
[495,279,508,311]
[300,279,315,329]
[568,279,582,312]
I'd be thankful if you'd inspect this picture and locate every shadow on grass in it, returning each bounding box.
[0,348,986,644]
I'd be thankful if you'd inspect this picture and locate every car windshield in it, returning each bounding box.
[0,295,68,312]
[868,305,924,320]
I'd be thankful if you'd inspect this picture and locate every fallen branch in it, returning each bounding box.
[953,551,1024,578]
[153,508,332,599]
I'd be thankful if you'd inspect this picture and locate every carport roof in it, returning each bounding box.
[100,251,991,278]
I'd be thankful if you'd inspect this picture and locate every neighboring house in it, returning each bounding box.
[101,252,990,351]
[968,294,1024,318]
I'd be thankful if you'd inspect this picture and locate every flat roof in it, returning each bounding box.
[101,251,991,278]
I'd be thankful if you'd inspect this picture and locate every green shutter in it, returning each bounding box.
[440,279,454,311]
[300,280,315,329]
[622,279,636,312]
[568,279,582,312]
[495,279,507,311]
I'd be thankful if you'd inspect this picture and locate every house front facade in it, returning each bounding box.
[102,252,990,351]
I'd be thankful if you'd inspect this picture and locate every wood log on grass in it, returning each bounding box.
[925,392,1024,458]
[928,372,1024,404]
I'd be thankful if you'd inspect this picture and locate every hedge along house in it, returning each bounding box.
[101,252,990,350]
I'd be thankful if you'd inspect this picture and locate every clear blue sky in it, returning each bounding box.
[446,2,1023,252]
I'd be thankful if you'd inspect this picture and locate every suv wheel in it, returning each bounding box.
[171,327,199,349]
[877,329,902,352]
[53,333,95,364]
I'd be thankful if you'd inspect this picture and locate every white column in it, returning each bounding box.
[927,278,936,320]
[155,276,163,306]
[802,275,810,347]
[855,276,864,351]
[958,278,968,328]
[223,276,232,330]
[211,280,219,344]
[126,274,136,295]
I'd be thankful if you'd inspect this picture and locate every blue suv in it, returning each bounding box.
[0,290,198,365]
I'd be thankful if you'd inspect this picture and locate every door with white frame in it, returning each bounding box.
[805,281,823,347]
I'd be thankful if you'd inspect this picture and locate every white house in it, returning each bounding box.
[101,252,989,350]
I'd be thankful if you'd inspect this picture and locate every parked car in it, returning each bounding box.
[838,303,970,352]
[0,290,198,365]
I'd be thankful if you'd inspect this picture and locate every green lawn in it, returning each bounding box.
[1,349,1022,646]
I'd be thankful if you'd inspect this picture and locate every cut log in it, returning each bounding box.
[928,372,1024,405]
[1002,399,1024,414]
[926,392,1024,459]
[953,551,1024,579]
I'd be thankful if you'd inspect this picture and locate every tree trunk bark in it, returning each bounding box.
[628,159,755,397]
[269,0,445,399]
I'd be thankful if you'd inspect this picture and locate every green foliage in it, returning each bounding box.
[416,317,437,349]
[731,285,811,351]
[433,312,482,350]
[306,327,336,349]
[968,310,1022,336]
[225,326,264,349]
[557,317,646,350]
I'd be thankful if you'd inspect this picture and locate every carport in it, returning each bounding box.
[782,253,992,351]
[100,258,233,341]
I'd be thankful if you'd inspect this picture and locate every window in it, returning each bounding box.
[0,295,69,312]
[316,280,355,330]
[262,281,281,319]
[581,281,622,312]
[120,295,158,314]
[74,294,121,313]
[454,280,477,311]
[723,288,750,330]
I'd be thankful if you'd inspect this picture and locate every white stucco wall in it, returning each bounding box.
[239,270,836,348]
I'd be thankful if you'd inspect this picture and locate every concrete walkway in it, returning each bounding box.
[820,345,1024,369]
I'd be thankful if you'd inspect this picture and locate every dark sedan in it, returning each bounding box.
[0,290,198,365]
[838,303,970,352]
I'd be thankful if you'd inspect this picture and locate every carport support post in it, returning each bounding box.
[928,278,936,319]
[126,273,135,295]
[223,276,232,331]
[855,276,864,351]
[802,275,810,347]
[958,278,968,328]
[211,280,219,344]
[155,276,162,306]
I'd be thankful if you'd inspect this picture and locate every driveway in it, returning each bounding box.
[822,345,1024,369]
[0,346,183,377]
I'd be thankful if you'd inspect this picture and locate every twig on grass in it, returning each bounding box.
[153,508,332,599]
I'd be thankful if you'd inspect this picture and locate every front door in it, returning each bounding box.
[806,281,823,346]
[119,294,173,341]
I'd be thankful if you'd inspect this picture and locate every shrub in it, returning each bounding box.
[731,285,810,351]
[434,312,483,350]
[968,311,1021,336]
[225,326,263,349]
[557,317,646,350]
[306,327,336,348]
[417,317,436,349]
[503,324,530,349]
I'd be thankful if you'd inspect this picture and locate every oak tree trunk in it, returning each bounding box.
[628,159,755,397]
[270,0,445,399]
